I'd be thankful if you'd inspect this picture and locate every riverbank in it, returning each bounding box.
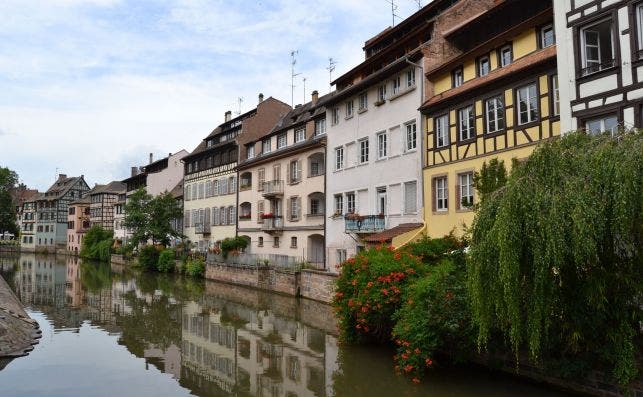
[0,274,41,360]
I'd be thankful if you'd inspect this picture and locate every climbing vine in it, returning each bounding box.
[468,131,642,385]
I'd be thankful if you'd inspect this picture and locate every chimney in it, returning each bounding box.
[258,93,264,104]
[58,174,67,180]
[149,153,153,164]
[225,110,232,122]
[311,90,319,105]
[131,167,138,177]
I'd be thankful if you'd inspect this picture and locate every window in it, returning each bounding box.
[262,138,271,154]
[517,83,539,125]
[228,206,235,224]
[485,96,505,133]
[585,114,618,135]
[220,178,228,195]
[477,55,490,76]
[258,168,265,190]
[435,114,449,148]
[458,105,475,141]
[291,237,297,248]
[540,24,555,48]
[331,107,340,125]
[404,181,417,214]
[405,122,417,151]
[295,128,305,143]
[458,173,474,209]
[346,192,356,214]
[212,180,219,196]
[551,74,560,116]
[310,197,322,215]
[434,176,448,211]
[637,4,643,56]
[289,160,301,183]
[499,44,512,67]
[406,68,416,87]
[358,92,368,110]
[334,194,343,215]
[274,236,280,248]
[289,197,300,220]
[336,249,347,266]
[452,67,463,88]
[277,133,287,149]
[392,75,401,95]
[377,132,387,159]
[240,172,252,190]
[580,19,614,76]
[359,138,369,163]
[377,85,386,102]
[258,236,263,247]
[229,176,236,193]
[314,118,326,136]
[335,147,344,170]
[345,100,354,118]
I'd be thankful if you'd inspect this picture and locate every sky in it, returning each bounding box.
[0,0,426,191]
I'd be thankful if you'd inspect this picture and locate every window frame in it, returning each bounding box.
[484,94,506,134]
[277,132,287,149]
[345,100,354,118]
[334,194,343,215]
[392,75,401,95]
[406,68,416,88]
[550,74,560,117]
[434,176,448,212]
[358,138,369,164]
[294,128,306,143]
[358,92,368,111]
[405,122,417,152]
[457,172,474,210]
[540,23,555,48]
[583,112,619,135]
[346,192,356,214]
[457,105,475,142]
[578,17,616,77]
[334,146,344,171]
[452,67,463,88]
[262,138,271,154]
[515,82,540,126]
[434,113,450,148]
[498,44,513,67]
[477,54,491,77]
[376,131,388,159]
[331,107,340,125]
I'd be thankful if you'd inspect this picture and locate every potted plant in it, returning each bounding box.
[345,212,363,221]
[261,212,275,219]
[239,213,251,220]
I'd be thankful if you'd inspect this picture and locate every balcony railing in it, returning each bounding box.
[261,216,283,233]
[261,180,284,197]
[345,215,386,233]
[579,59,617,77]
[195,222,211,234]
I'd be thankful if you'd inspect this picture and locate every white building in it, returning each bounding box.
[323,4,450,271]
[555,0,643,133]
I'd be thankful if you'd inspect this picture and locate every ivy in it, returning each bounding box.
[468,131,642,385]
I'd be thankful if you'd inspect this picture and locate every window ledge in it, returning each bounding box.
[432,210,449,215]
[375,157,388,162]
[374,100,386,106]
[357,108,368,114]
[356,162,369,167]
[402,149,417,155]
[389,85,416,102]
[456,207,474,213]
[345,115,354,120]
[576,63,619,83]
[456,137,477,146]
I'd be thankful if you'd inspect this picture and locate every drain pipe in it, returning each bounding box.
[405,56,425,223]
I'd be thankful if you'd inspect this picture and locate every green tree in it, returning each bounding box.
[123,188,152,247]
[472,158,508,204]
[468,131,642,385]
[147,192,183,246]
[80,225,114,261]
[0,167,19,236]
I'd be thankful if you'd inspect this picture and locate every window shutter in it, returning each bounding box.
[231,176,237,193]
[204,208,210,226]
[431,178,437,212]
[404,182,417,214]
[257,200,264,224]
[184,210,190,227]
[214,207,219,225]
[297,197,301,220]
[287,198,292,221]
[455,176,461,210]
[296,160,302,181]
[286,162,291,184]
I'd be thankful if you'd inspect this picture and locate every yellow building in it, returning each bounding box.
[421,0,560,238]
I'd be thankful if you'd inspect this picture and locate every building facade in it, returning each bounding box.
[236,91,327,268]
[19,193,40,251]
[421,0,560,238]
[35,174,90,251]
[67,196,91,254]
[323,3,455,270]
[554,0,643,133]
[113,192,127,242]
[89,181,126,230]
[182,96,291,251]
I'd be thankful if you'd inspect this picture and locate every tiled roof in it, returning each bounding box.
[169,180,183,199]
[363,223,424,243]
[90,181,126,195]
[42,176,84,200]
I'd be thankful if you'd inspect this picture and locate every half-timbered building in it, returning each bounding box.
[421,0,560,238]
[89,181,126,230]
[554,0,643,132]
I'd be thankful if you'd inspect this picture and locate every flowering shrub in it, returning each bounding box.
[333,244,427,344]
[392,254,473,382]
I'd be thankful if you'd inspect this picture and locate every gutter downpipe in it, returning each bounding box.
[405,56,426,235]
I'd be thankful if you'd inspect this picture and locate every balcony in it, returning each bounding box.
[195,222,211,235]
[261,216,283,234]
[261,180,284,197]
[344,215,386,233]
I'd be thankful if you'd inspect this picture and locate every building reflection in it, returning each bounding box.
[9,253,338,397]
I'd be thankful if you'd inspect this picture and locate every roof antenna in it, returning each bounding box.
[385,0,400,26]
[326,57,337,92]
[235,97,243,116]
[302,77,307,104]
[290,50,301,107]
[414,0,422,10]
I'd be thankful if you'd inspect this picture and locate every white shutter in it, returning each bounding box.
[204,207,211,226]
[214,207,220,225]
[404,181,417,214]
[213,180,219,196]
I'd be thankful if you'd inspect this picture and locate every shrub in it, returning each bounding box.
[185,258,205,278]
[138,245,160,271]
[80,225,113,262]
[220,236,249,258]
[157,249,175,273]
[392,255,474,382]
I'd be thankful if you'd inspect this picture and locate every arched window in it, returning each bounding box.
[239,202,251,220]
[240,172,252,190]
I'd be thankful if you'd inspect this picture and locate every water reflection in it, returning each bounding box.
[0,253,570,397]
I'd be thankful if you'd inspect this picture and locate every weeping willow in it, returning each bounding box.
[468,131,642,384]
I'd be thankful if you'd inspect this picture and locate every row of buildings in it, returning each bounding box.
[17,0,641,271]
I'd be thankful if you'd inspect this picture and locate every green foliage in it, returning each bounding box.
[80,261,112,292]
[468,131,642,385]
[156,249,175,273]
[185,258,205,278]
[392,255,474,382]
[80,225,113,262]
[123,188,152,247]
[125,188,182,247]
[138,245,160,271]
[220,236,249,258]
[473,158,508,203]
[0,167,19,235]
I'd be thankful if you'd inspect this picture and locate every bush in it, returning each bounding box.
[392,255,474,382]
[138,245,160,271]
[157,249,175,273]
[185,258,205,278]
[220,236,248,258]
[80,225,113,262]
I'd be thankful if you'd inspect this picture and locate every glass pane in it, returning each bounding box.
[604,116,618,132]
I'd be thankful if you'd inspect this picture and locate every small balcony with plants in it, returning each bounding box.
[344,213,385,233]
[261,214,283,234]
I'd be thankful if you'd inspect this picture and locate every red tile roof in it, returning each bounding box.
[364,223,424,243]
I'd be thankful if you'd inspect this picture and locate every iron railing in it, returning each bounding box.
[345,215,386,233]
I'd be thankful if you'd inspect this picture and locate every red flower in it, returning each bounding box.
[381,288,389,296]
[403,364,414,373]
[394,252,401,260]
[414,348,421,354]
[412,377,420,384]
[425,358,433,366]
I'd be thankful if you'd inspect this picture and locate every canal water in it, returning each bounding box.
[0,253,573,397]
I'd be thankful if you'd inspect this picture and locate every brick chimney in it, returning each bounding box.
[311,90,319,105]
[258,93,264,104]
[149,153,153,164]
[131,167,138,177]
[58,174,67,180]
[225,110,232,122]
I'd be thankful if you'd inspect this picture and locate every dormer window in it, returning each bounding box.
[277,132,287,149]
[452,67,463,88]
[406,68,416,87]
[262,138,271,154]
[477,55,490,77]
[246,144,255,159]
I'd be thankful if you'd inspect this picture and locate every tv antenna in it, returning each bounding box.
[302,77,307,103]
[235,97,243,116]
[384,0,400,26]
[414,0,422,9]
[290,50,301,107]
[326,57,337,92]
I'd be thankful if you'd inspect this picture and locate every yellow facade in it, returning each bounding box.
[422,27,559,238]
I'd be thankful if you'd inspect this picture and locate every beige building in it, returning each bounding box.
[182,95,291,251]
[236,91,327,268]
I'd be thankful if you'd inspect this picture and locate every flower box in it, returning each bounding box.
[261,213,275,219]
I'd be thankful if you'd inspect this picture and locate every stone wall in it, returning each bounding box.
[299,269,337,303]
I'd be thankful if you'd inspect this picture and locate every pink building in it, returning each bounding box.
[67,197,91,255]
